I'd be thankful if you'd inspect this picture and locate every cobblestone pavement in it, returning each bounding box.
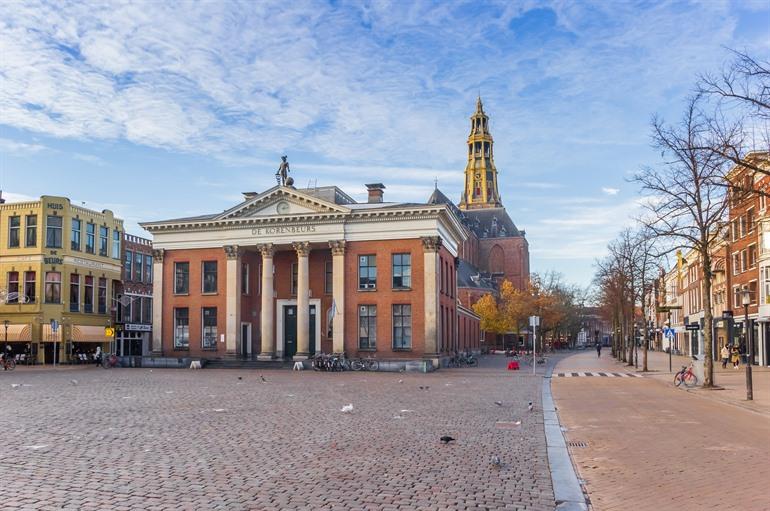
[552,351,770,511]
[2,356,555,511]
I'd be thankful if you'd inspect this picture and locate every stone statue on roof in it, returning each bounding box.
[276,155,293,186]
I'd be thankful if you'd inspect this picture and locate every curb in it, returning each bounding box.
[542,365,589,511]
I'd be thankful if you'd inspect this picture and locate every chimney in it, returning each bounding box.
[0,190,4,204]
[365,183,385,203]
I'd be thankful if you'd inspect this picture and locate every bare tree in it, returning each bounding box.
[633,95,731,387]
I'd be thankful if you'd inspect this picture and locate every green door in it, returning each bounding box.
[284,306,297,358]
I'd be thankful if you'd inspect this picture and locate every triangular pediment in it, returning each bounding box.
[217,186,351,220]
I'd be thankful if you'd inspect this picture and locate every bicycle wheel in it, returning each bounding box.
[683,372,698,388]
[673,372,684,387]
[466,358,478,367]
[365,359,379,371]
[6,359,15,371]
[351,360,365,371]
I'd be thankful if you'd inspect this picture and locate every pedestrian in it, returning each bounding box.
[596,343,602,358]
[94,346,102,366]
[731,344,740,369]
[721,344,730,369]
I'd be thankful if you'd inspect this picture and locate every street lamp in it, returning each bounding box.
[3,319,8,359]
[741,287,754,401]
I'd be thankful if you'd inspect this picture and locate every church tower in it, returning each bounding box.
[458,97,502,210]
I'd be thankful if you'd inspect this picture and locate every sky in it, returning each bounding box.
[1,0,769,288]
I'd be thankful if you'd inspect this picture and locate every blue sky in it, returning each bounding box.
[1,0,769,287]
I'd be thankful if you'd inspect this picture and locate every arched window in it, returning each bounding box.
[488,244,504,274]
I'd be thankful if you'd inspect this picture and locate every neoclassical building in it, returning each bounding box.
[141,99,528,365]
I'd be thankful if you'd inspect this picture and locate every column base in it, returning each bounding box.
[293,353,309,361]
[257,353,275,361]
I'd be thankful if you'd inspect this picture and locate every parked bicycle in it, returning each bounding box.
[674,362,698,387]
[351,355,379,371]
[101,353,120,369]
[1,353,16,371]
[311,352,350,371]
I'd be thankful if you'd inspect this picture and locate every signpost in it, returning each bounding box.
[657,305,683,373]
[50,319,59,367]
[529,315,540,375]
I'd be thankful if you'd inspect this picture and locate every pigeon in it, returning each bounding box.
[440,436,456,444]
[491,455,502,468]
[341,404,354,413]
[70,379,78,386]
[237,376,243,380]
[418,385,430,390]
[398,379,404,384]
[260,375,267,383]
[10,383,21,389]
[494,401,503,406]
[528,402,534,412]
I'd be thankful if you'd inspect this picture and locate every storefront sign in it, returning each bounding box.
[125,323,152,332]
[251,225,318,236]
[44,257,64,265]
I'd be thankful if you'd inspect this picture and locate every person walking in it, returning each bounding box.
[721,344,730,369]
[731,344,741,370]
[596,342,602,358]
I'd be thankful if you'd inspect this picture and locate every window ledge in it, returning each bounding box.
[201,292,219,296]
[173,347,190,351]
[392,287,412,292]
[201,348,218,351]
[358,288,378,292]
[392,347,412,352]
[173,293,190,296]
[357,348,377,352]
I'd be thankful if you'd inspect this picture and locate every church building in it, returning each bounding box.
[141,99,528,367]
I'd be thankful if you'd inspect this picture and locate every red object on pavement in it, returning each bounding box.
[507,361,520,370]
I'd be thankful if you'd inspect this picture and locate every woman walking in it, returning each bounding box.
[731,344,741,370]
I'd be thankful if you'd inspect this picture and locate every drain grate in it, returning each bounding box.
[568,441,588,448]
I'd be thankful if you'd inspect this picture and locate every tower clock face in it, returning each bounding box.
[276,201,290,214]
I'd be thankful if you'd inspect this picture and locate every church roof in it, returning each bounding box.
[456,259,497,291]
[462,207,522,238]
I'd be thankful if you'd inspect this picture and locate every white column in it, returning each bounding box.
[151,248,164,354]
[258,244,275,360]
[293,241,311,360]
[224,245,241,355]
[422,236,441,364]
[330,240,346,353]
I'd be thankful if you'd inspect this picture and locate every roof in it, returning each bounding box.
[462,208,522,238]
[456,259,497,291]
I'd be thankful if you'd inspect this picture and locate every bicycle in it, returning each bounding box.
[674,362,698,387]
[101,353,120,369]
[1,355,16,371]
[351,355,378,371]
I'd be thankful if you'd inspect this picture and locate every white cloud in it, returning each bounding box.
[0,138,46,155]
[601,187,620,195]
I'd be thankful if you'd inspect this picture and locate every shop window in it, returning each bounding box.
[358,305,377,349]
[392,304,412,349]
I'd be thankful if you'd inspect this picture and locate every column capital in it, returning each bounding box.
[292,241,311,257]
[152,248,165,262]
[257,243,275,258]
[223,245,241,259]
[421,236,442,253]
[329,240,346,256]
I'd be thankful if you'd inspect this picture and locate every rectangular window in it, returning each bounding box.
[131,295,141,323]
[358,305,377,349]
[6,272,19,303]
[134,253,143,282]
[85,223,95,253]
[733,253,740,275]
[733,286,742,309]
[202,307,218,349]
[44,272,61,303]
[741,249,748,273]
[392,253,411,289]
[241,263,250,295]
[175,262,189,294]
[290,262,298,295]
[761,192,767,211]
[731,219,738,242]
[69,274,80,312]
[99,226,109,256]
[84,276,93,313]
[358,255,377,289]
[71,219,81,251]
[145,255,152,283]
[202,261,217,293]
[25,215,37,247]
[392,304,412,349]
[8,216,20,247]
[98,277,107,314]
[324,261,333,294]
[174,308,189,349]
[46,215,62,248]
[142,297,152,323]
[748,208,755,233]
[125,251,133,281]
[749,244,758,269]
[749,280,758,304]
[112,230,121,259]
[764,267,770,304]
[24,271,35,303]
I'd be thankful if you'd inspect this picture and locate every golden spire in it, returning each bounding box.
[459,97,502,210]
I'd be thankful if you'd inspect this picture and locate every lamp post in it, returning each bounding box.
[741,287,754,401]
[668,310,672,373]
[3,319,8,359]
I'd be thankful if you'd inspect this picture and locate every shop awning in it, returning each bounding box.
[72,325,110,342]
[1,324,32,342]
[42,323,62,342]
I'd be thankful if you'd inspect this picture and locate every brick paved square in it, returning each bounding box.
[2,359,554,510]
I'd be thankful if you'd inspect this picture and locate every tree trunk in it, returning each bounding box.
[642,289,649,371]
[701,246,715,388]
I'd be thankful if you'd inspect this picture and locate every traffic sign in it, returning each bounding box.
[104,327,115,337]
[663,327,675,339]
[685,324,700,331]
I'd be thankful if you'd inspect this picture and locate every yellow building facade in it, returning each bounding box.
[0,196,123,363]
